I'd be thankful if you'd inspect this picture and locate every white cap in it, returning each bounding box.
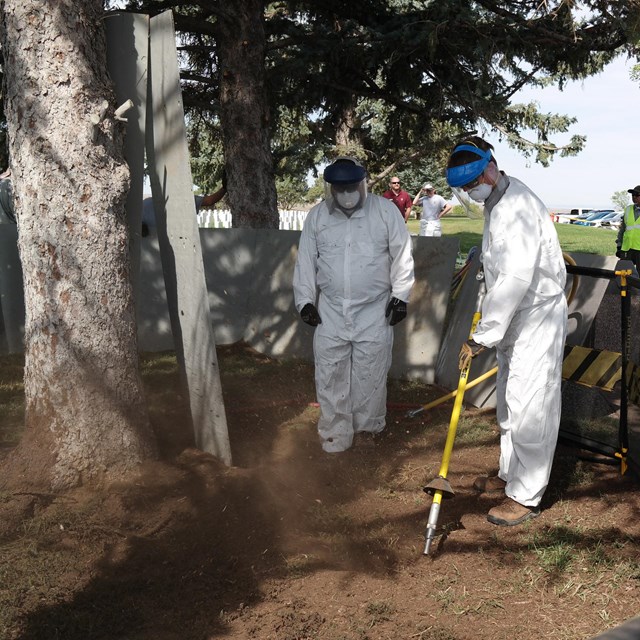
[424,183,434,190]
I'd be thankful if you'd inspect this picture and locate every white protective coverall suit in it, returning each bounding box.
[474,173,567,507]
[293,193,415,452]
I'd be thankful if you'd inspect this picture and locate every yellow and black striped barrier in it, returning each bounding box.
[562,345,640,405]
[560,343,640,476]
[562,345,623,392]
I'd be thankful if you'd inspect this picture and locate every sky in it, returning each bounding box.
[487,56,639,212]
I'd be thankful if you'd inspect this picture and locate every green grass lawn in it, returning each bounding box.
[408,214,619,256]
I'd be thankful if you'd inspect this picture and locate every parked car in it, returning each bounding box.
[565,207,593,221]
[573,209,615,226]
[555,207,596,224]
[595,211,623,229]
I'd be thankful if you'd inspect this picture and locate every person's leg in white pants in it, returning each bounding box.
[420,219,442,237]
[495,297,567,507]
[351,330,393,435]
[313,332,354,452]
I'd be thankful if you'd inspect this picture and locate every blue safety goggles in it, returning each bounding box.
[446,145,492,188]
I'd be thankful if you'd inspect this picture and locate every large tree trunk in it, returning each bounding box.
[215,0,278,228]
[335,101,361,149]
[0,0,157,491]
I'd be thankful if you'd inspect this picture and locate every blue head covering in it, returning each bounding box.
[446,145,493,188]
[323,158,366,185]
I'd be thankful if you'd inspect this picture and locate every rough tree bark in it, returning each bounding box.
[0,0,157,491]
[215,0,279,228]
[335,101,360,149]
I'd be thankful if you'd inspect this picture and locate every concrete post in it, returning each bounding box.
[104,12,150,315]
[146,11,231,465]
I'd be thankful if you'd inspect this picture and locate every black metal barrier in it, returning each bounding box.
[563,264,640,476]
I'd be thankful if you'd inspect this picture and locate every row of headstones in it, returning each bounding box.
[196,209,309,230]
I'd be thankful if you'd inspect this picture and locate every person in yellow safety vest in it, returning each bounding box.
[616,184,640,273]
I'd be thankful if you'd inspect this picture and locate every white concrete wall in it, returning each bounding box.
[0,226,457,383]
[137,228,459,383]
[2,224,624,391]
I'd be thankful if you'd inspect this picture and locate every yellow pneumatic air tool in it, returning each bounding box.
[422,271,486,555]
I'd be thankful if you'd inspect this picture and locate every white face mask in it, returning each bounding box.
[467,183,493,202]
[334,187,361,210]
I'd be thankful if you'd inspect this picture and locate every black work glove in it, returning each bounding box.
[616,248,627,259]
[385,297,407,326]
[300,303,322,327]
[458,339,485,371]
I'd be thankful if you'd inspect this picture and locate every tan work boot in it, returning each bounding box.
[487,497,540,527]
[473,475,506,494]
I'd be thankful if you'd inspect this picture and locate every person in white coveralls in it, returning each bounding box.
[293,157,415,453]
[447,137,567,527]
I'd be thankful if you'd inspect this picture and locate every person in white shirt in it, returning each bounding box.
[413,184,452,237]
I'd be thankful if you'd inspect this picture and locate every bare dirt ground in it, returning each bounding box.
[1,342,639,640]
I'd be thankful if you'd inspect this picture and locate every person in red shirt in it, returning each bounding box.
[382,176,412,222]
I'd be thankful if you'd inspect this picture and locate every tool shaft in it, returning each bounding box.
[422,275,486,556]
[423,496,441,555]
